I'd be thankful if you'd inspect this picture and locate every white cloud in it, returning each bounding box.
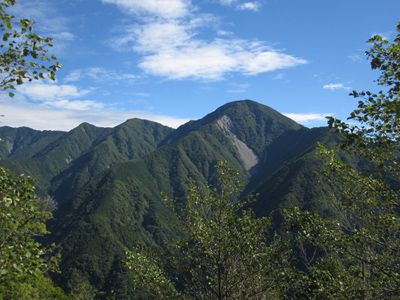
[323,83,351,91]
[237,2,261,11]
[17,83,90,101]
[51,31,75,41]
[238,47,307,75]
[113,20,307,80]
[64,70,82,83]
[284,113,331,124]
[101,0,191,19]
[218,0,261,11]
[0,102,190,131]
[138,41,237,80]
[138,38,306,80]
[219,0,236,5]
[130,21,193,52]
[64,67,139,83]
[46,100,104,111]
[105,0,305,80]
[14,82,103,111]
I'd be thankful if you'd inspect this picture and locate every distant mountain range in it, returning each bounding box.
[0,100,344,297]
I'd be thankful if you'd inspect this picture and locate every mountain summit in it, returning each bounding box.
[0,100,336,296]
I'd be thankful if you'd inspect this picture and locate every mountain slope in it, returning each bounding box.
[0,123,112,193]
[50,119,174,202]
[249,127,342,216]
[0,120,173,198]
[0,126,64,159]
[0,100,343,297]
[49,100,319,295]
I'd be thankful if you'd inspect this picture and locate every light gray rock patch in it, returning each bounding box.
[216,115,258,171]
[4,140,13,154]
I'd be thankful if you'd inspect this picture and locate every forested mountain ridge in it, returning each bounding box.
[0,100,341,297]
[49,119,174,203]
[0,119,173,196]
[0,126,65,160]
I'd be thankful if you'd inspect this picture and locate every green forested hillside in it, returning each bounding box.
[0,126,64,160]
[0,100,336,297]
[0,119,173,197]
[50,119,174,203]
[0,123,111,194]
[248,127,343,216]
[0,100,344,297]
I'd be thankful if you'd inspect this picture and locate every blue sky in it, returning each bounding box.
[0,0,399,130]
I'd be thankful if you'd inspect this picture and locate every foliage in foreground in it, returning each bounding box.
[0,0,61,97]
[0,167,67,299]
[278,22,400,299]
[0,1,64,296]
[125,161,280,299]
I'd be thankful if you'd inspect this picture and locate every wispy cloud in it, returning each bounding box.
[51,31,75,42]
[17,82,90,101]
[284,113,331,125]
[136,36,307,80]
[237,2,261,11]
[104,0,306,80]
[46,100,104,111]
[64,67,139,83]
[323,83,351,91]
[2,77,189,129]
[110,23,306,80]
[0,101,190,131]
[101,0,191,19]
[219,0,236,5]
[218,0,261,11]
[14,82,105,112]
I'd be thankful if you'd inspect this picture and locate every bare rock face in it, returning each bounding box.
[4,140,13,154]
[216,115,258,171]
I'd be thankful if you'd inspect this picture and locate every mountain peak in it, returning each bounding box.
[120,118,166,127]
[79,122,94,127]
[216,99,261,109]
[212,100,298,124]
[162,100,303,155]
[74,122,99,131]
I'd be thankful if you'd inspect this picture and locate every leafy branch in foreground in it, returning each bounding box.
[125,161,278,299]
[0,167,67,299]
[280,148,400,299]
[125,247,179,299]
[0,0,61,97]
[328,23,400,174]
[279,22,400,300]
